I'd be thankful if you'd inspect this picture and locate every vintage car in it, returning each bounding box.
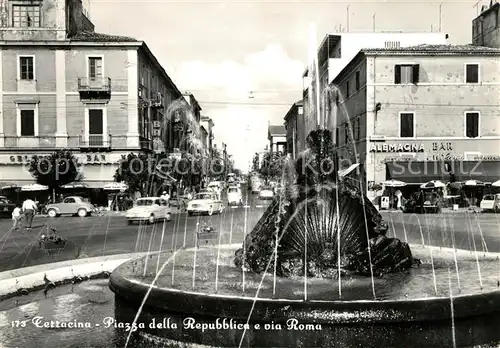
[187,192,224,216]
[258,186,274,200]
[46,196,96,218]
[227,186,243,205]
[0,196,15,218]
[125,197,172,224]
[480,193,500,212]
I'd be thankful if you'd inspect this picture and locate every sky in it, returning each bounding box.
[88,0,482,170]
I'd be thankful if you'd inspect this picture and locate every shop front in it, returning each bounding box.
[0,152,132,206]
[365,139,500,202]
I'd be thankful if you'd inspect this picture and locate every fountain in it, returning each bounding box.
[108,25,500,347]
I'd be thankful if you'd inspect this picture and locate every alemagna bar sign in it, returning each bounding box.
[369,143,425,153]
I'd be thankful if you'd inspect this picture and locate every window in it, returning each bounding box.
[12,5,41,28]
[16,103,38,137]
[346,81,350,98]
[88,57,103,79]
[355,71,360,90]
[335,93,339,106]
[465,112,479,138]
[353,117,361,141]
[63,198,76,204]
[19,56,34,80]
[399,112,415,138]
[394,64,419,84]
[86,107,105,146]
[335,127,339,145]
[465,64,479,83]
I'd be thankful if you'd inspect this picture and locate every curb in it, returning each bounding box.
[0,252,148,300]
[0,243,242,301]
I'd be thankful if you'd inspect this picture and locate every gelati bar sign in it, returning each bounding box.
[369,143,425,153]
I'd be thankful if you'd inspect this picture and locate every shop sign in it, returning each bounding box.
[8,154,50,163]
[426,153,464,161]
[369,143,425,153]
[473,155,500,161]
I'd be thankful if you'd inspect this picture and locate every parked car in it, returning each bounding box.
[125,197,172,225]
[0,196,15,218]
[46,196,95,218]
[251,179,262,194]
[187,192,224,216]
[258,186,274,200]
[227,186,242,206]
[480,194,500,212]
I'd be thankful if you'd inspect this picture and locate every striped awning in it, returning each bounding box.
[0,181,34,190]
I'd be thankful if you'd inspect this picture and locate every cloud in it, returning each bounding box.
[171,44,303,171]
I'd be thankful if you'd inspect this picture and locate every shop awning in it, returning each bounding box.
[385,161,450,184]
[452,161,500,184]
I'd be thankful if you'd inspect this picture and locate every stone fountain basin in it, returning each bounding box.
[109,245,500,347]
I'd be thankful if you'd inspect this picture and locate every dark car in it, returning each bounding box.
[0,196,16,218]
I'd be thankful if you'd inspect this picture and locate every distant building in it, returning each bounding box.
[303,32,449,136]
[283,100,304,159]
[472,1,500,47]
[200,116,215,159]
[0,0,185,203]
[268,125,286,155]
[329,44,500,198]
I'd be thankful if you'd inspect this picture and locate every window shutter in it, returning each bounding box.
[412,64,420,84]
[394,65,401,84]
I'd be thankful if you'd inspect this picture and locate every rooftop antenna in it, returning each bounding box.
[346,5,350,32]
[474,0,482,16]
[439,3,442,32]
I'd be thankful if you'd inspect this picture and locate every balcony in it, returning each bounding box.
[77,77,111,99]
[151,92,164,108]
[78,135,111,151]
[3,136,57,149]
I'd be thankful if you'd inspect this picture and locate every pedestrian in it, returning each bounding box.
[11,205,22,230]
[22,198,37,229]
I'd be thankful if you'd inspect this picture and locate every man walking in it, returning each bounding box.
[22,198,37,229]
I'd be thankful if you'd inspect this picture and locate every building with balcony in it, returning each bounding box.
[283,100,304,159]
[200,116,214,158]
[268,124,286,155]
[302,32,448,137]
[0,0,186,196]
[329,44,500,199]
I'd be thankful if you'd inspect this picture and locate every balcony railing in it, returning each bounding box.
[78,135,111,149]
[77,77,111,94]
[3,136,57,148]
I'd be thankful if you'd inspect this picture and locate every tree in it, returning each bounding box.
[114,153,163,196]
[259,152,285,183]
[252,152,260,172]
[29,150,79,195]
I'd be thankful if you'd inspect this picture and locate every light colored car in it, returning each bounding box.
[227,186,242,205]
[251,179,262,194]
[207,181,223,195]
[480,194,500,212]
[46,196,95,218]
[187,192,224,216]
[259,186,274,200]
[125,197,172,224]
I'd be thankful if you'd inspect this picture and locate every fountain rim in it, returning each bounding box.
[109,243,500,305]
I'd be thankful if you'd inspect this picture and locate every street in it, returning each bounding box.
[0,188,500,273]
[0,188,272,272]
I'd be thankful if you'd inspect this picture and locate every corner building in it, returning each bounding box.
[329,44,500,197]
[0,0,185,195]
